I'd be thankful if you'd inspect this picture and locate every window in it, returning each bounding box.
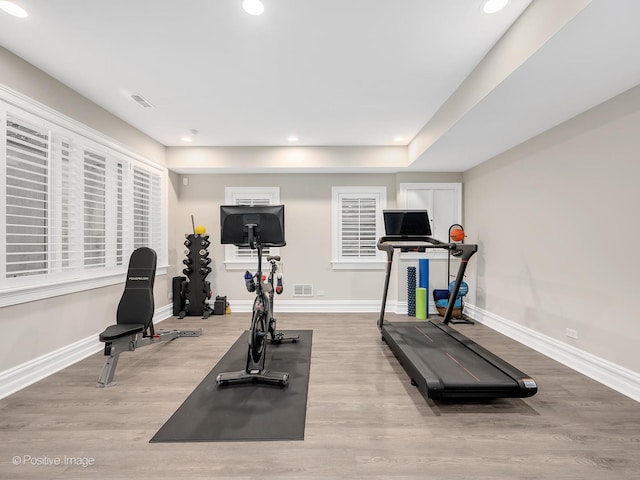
[0,88,167,306]
[83,149,107,268]
[133,165,162,253]
[4,116,49,278]
[55,137,75,272]
[223,187,280,269]
[331,186,386,270]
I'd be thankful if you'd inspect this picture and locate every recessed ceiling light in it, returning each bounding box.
[181,129,198,142]
[482,0,508,14]
[0,1,28,18]
[242,0,264,16]
[287,136,299,142]
[393,137,404,143]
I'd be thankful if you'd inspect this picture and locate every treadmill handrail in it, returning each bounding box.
[377,235,450,251]
[377,235,478,327]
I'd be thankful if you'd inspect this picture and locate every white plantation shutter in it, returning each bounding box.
[83,149,107,268]
[50,135,81,273]
[340,197,377,257]
[4,116,49,277]
[133,167,151,249]
[331,186,386,269]
[0,92,168,304]
[115,160,125,265]
[133,166,162,254]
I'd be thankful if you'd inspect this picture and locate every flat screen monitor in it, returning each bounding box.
[220,204,286,247]
[383,210,432,236]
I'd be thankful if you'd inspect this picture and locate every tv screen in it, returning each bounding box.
[220,204,285,247]
[383,210,432,236]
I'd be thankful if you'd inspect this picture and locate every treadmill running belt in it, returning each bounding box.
[382,321,536,399]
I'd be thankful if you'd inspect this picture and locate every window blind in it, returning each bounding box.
[5,116,49,277]
[133,166,162,254]
[83,149,107,268]
[340,197,377,257]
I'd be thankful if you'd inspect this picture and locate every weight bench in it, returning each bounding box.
[97,247,201,387]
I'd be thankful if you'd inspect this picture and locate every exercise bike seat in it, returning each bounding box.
[99,247,157,343]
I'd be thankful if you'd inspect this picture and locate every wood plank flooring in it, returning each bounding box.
[0,312,638,479]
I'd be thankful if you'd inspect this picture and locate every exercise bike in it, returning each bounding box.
[216,204,291,387]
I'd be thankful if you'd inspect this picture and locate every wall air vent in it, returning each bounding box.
[130,93,154,108]
[293,284,313,297]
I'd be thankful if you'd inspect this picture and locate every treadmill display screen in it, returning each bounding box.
[383,210,432,236]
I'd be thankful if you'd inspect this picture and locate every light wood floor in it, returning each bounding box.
[1,312,639,479]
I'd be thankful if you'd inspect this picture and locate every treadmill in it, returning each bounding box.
[378,210,537,400]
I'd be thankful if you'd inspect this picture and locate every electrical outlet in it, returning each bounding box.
[566,328,578,339]
[316,290,325,297]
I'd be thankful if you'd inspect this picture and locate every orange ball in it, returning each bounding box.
[450,228,465,242]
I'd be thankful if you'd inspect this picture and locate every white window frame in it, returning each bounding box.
[223,186,281,271]
[0,84,168,308]
[331,186,386,270]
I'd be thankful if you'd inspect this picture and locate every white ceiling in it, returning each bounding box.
[1,0,640,172]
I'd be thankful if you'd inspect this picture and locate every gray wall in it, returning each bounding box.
[0,47,169,372]
[174,171,463,309]
[179,173,390,306]
[463,83,640,373]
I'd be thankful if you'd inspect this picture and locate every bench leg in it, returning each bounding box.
[96,329,201,387]
[96,337,132,388]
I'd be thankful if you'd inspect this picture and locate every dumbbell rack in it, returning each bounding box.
[179,233,213,319]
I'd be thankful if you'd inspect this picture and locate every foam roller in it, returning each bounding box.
[407,266,416,317]
[416,287,427,320]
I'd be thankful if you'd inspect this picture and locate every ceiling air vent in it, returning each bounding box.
[130,93,154,108]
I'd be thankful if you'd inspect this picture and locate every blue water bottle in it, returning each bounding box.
[244,271,256,292]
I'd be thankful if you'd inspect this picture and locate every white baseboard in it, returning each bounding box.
[465,303,640,403]
[229,299,384,313]
[226,299,436,315]
[0,303,172,400]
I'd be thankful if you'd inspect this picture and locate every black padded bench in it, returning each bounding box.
[97,247,201,387]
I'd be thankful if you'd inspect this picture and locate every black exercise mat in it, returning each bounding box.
[150,329,312,442]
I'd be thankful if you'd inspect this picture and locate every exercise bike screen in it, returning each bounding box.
[220,204,286,246]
